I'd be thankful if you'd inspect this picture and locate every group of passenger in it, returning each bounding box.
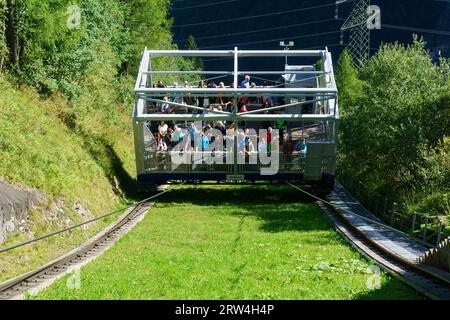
[150,76,309,159]
[154,120,308,159]
[153,75,280,115]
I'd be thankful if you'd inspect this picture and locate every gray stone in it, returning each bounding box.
[0,180,39,243]
[74,201,92,219]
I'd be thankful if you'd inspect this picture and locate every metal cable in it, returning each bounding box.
[238,72,328,87]
[271,74,328,87]
[174,18,337,43]
[336,18,450,37]
[200,30,341,50]
[182,74,229,86]
[249,75,280,84]
[201,43,346,63]
[286,182,424,244]
[172,0,239,11]
[172,2,339,29]
[198,74,229,84]
[0,183,186,254]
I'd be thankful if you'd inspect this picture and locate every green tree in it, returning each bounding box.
[1,0,197,95]
[120,0,174,74]
[187,34,204,71]
[0,0,7,74]
[338,38,450,211]
[335,49,364,112]
[335,49,366,184]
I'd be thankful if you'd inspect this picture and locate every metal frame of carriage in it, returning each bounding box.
[132,48,339,193]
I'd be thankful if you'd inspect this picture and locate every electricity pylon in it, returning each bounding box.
[336,0,371,68]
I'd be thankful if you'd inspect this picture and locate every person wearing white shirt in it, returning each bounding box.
[158,121,168,136]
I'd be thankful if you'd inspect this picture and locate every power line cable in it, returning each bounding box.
[336,18,450,37]
[172,0,239,11]
[199,30,341,49]
[382,23,450,37]
[172,2,338,29]
[175,18,337,43]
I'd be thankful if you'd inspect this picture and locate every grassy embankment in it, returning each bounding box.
[0,75,136,282]
[0,0,191,283]
[32,186,422,300]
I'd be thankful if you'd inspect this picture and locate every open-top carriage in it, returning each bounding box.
[132,48,339,194]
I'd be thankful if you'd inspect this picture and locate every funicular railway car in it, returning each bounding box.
[133,48,339,194]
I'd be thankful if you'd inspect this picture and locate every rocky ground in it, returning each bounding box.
[0,180,39,243]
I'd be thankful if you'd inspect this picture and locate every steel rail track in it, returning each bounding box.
[318,200,450,300]
[0,201,154,300]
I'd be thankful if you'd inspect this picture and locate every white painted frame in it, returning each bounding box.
[132,47,340,176]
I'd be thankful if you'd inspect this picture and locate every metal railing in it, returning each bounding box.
[133,48,339,178]
[339,177,450,247]
[141,151,333,176]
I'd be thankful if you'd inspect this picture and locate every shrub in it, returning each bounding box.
[337,38,450,215]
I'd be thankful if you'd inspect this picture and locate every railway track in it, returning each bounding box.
[318,199,450,300]
[286,182,450,299]
[0,201,153,300]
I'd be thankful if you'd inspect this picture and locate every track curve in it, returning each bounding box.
[0,202,153,300]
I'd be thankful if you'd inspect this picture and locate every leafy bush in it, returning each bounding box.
[0,0,203,282]
[336,38,450,215]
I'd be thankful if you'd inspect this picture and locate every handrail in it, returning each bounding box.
[339,177,450,247]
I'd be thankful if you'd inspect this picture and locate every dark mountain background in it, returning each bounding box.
[170,0,450,73]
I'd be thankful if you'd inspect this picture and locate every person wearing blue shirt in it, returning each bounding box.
[240,75,251,88]
[161,96,172,114]
[187,122,199,149]
[201,133,210,151]
[294,138,308,157]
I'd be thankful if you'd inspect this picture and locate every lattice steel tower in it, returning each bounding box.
[336,0,371,67]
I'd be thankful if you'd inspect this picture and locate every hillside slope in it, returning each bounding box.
[0,0,196,282]
[0,72,137,281]
[0,76,126,215]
